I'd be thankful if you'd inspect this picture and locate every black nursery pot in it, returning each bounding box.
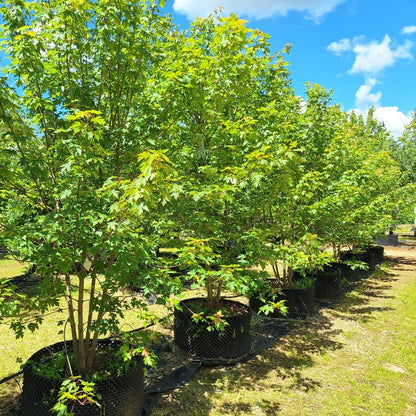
[314,264,343,299]
[340,251,374,279]
[20,339,144,416]
[331,261,362,282]
[358,250,376,271]
[366,245,384,264]
[280,287,315,318]
[174,298,252,361]
[249,279,315,319]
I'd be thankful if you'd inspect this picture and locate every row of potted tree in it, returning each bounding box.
[0,1,411,415]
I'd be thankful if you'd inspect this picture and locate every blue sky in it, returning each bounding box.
[165,0,416,138]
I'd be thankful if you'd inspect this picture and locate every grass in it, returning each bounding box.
[0,255,173,415]
[1,248,416,415]
[0,255,27,279]
[0,257,170,379]
[394,223,416,236]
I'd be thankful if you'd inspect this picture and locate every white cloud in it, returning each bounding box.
[373,107,412,138]
[329,33,414,139]
[355,78,382,108]
[173,0,345,21]
[351,106,411,138]
[402,25,416,35]
[352,78,411,138]
[327,38,351,56]
[350,35,413,75]
[328,35,414,76]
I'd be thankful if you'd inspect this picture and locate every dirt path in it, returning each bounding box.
[255,246,416,416]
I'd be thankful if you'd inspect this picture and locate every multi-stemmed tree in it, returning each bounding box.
[0,4,408,406]
[0,0,183,376]
[251,84,335,288]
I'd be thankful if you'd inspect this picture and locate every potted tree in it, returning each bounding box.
[315,108,402,281]
[163,14,294,360]
[252,231,329,318]
[249,85,359,312]
[0,1,184,414]
[172,238,258,361]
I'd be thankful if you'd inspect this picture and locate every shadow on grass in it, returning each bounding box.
[385,255,416,270]
[329,265,397,323]
[150,262,404,415]
[149,310,344,415]
[0,377,21,416]
[0,253,41,298]
[7,273,42,298]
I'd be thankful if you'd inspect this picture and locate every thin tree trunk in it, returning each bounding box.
[85,272,97,346]
[86,288,108,370]
[272,262,280,280]
[65,273,79,366]
[85,251,116,371]
[215,279,223,308]
[286,266,293,288]
[206,265,213,310]
[77,273,86,373]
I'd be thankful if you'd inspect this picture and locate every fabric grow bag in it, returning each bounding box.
[249,279,315,319]
[366,245,384,264]
[20,339,144,416]
[314,264,343,299]
[174,298,252,362]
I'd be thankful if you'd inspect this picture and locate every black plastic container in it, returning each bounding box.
[314,264,343,299]
[331,261,362,282]
[366,245,384,264]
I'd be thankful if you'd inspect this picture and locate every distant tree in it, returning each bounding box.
[315,107,402,255]
[389,111,416,230]
[391,111,416,184]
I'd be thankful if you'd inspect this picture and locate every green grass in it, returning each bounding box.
[394,223,416,236]
[0,254,27,279]
[0,255,173,415]
[1,249,416,415]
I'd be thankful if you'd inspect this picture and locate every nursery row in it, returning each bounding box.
[0,1,414,415]
[15,244,382,415]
